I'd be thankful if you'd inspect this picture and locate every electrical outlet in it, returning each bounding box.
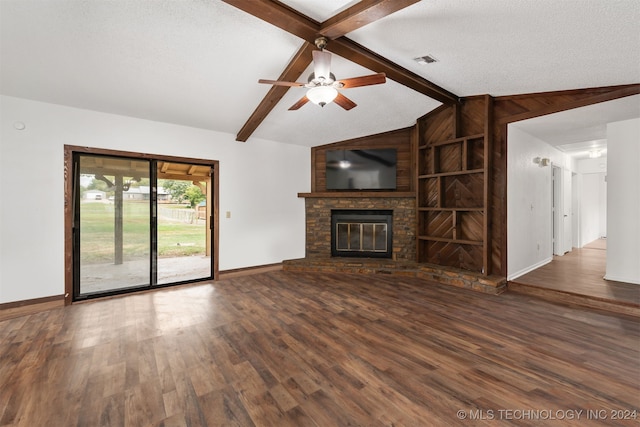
[226,211,231,219]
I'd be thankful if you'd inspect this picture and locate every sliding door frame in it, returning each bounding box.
[64,145,219,305]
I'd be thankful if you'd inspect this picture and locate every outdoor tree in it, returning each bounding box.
[184,185,205,208]
[84,175,116,198]
[161,180,191,203]
[86,177,111,191]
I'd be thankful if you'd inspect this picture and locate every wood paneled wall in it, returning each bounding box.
[308,84,639,279]
[417,84,639,276]
[310,127,415,192]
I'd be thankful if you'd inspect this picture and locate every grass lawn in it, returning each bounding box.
[80,201,206,263]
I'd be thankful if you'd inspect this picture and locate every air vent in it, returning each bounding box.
[414,55,438,65]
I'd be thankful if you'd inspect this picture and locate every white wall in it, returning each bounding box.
[578,157,607,174]
[0,96,311,303]
[507,125,570,280]
[605,118,640,285]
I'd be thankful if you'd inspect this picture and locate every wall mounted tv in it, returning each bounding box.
[326,148,397,190]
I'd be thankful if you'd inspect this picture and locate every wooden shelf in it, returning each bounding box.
[298,192,415,198]
[416,95,493,274]
[418,133,485,150]
[418,235,483,246]
[418,168,484,179]
[418,207,484,212]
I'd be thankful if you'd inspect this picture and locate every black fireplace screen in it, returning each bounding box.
[331,210,393,258]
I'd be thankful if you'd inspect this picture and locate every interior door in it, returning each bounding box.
[562,168,573,254]
[552,166,562,256]
[572,172,580,248]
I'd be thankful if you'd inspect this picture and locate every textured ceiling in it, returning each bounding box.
[511,94,640,159]
[1,0,639,147]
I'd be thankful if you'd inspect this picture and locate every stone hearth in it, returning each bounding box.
[288,192,506,295]
[283,257,506,294]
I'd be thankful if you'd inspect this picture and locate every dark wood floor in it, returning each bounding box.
[1,271,638,426]
[510,239,640,310]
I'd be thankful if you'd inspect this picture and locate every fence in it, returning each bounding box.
[158,207,201,224]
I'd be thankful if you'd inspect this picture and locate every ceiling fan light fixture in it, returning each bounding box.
[306,85,338,107]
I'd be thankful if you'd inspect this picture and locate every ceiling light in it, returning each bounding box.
[414,55,438,65]
[338,160,351,169]
[306,86,338,107]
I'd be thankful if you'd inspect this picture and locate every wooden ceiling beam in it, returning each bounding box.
[320,0,420,39]
[222,0,458,103]
[221,0,320,41]
[157,172,208,181]
[223,0,459,141]
[236,42,315,142]
[329,37,459,105]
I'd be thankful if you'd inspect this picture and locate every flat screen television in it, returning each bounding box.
[326,148,397,190]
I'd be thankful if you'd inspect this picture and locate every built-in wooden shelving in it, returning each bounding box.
[416,97,493,274]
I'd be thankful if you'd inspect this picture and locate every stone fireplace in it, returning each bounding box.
[301,195,416,261]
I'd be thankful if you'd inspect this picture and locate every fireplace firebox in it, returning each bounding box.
[331,210,393,258]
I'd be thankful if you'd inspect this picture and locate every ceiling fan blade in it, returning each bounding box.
[312,50,332,81]
[338,73,386,89]
[289,96,310,110]
[258,79,305,87]
[333,92,357,110]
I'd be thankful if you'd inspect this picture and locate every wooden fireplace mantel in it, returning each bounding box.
[298,192,415,198]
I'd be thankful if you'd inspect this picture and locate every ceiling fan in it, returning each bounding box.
[259,37,386,111]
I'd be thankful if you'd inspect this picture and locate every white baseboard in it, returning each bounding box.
[508,257,553,281]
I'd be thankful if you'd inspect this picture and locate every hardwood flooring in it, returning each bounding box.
[1,271,639,426]
[510,239,640,313]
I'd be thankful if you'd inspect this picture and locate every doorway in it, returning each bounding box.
[65,146,219,302]
[551,165,572,256]
[552,165,562,256]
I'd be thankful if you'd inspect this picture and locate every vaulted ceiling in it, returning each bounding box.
[1,0,639,147]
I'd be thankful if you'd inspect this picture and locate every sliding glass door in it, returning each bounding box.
[156,170,211,284]
[76,155,151,295]
[73,153,213,300]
